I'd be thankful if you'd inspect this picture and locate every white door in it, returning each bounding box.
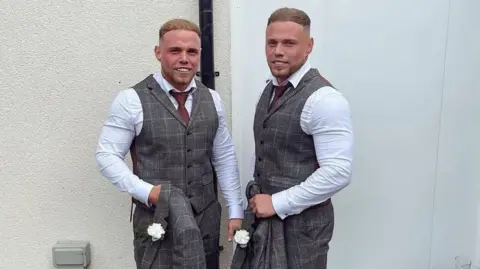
[429,0,480,268]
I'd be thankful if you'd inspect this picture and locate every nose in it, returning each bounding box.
[273,44,284,57]
[179,52,188,64]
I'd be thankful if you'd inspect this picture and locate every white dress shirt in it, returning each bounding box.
[251,60,354,220]
[95,72,244,219]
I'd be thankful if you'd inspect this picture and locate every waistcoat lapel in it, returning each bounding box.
[145,74,188,128]
[263,68,320,123]
[187,79,205,128]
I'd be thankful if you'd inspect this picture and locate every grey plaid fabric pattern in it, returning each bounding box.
[230,180,288,269]
[230,181,334,269]
[253,68,333,182]
[133,182,206,269]
[236,68,335,269]
[129,75,221,269]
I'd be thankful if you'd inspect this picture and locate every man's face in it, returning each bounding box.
[265,21,313,83]
[155,30,201,91]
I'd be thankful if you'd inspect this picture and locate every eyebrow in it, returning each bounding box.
[267,38,298,42]
[167,46,200,51]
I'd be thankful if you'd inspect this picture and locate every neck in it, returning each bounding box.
[275,59,308,85]
[276,77,288,85]
[174,84,189,92]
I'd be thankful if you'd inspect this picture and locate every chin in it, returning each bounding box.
[272,70,290,78]
[175,74,193,82]
[174,78,192,86]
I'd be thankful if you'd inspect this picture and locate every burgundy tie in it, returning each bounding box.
[269,84,288,111]
[169,90,190,124]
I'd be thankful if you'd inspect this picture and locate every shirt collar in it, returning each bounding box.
[267,60,311,88]
[153,72,197,94]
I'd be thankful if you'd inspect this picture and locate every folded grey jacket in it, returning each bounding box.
[230,180,288,269]
[134,183,207,269]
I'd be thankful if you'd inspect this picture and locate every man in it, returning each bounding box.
[242,7,354,269]
[95,18,243,269]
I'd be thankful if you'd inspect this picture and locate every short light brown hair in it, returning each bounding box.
[159,18,201,40]
[267,7,311,30]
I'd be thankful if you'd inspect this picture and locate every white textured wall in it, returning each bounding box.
[0,1,232,268]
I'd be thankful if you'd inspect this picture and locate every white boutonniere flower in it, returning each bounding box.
[234,229,250,248]
[147,223,165,242]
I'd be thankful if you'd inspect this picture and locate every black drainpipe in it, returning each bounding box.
[198,0,223,253]
[198,0,216,90]
[198,0,219,197]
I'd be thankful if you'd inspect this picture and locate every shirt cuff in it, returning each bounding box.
[272,191,291,220]
[133,179,154,206]
[228,205,245,219]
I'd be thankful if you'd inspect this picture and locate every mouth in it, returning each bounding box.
[174,67,192,73]
[272,61,288,66]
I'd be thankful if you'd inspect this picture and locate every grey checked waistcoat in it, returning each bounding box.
[253,68,332,190]
[129,74,221,269]
[130,74,218,215]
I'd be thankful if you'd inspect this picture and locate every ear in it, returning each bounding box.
[154,45,161,62]
[306,37,314,55]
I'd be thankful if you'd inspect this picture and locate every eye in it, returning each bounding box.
[187,49,198,55]
[267,40,277,47]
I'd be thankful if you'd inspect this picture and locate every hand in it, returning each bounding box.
[249,194,276,218]
[227,218,243,242]
[148,185,161,205]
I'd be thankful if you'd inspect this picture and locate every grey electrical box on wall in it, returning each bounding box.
[52,240,91,269]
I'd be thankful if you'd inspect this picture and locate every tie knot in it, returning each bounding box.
[169,90,189,105]
[274,84,288,98]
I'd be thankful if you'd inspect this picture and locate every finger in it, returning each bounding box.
[228,225,234,242]
[255,206,262,218]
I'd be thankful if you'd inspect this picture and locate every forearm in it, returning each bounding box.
[209,90,245,219]
[271,161,351,219]
[95,149,153,205]
[212,146,244,219]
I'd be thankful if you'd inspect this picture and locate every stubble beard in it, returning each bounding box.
[270,65,295,83]
[164,69,194,91]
